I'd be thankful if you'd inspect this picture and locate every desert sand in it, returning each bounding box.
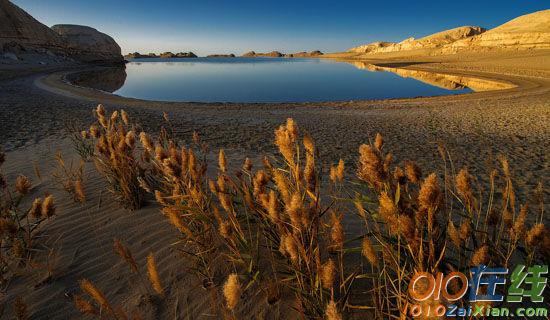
[1,3,550,317]
[1,48,549,318]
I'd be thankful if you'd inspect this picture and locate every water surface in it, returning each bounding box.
[90,58,478,102]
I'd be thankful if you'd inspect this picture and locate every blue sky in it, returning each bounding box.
[12,0,549,56]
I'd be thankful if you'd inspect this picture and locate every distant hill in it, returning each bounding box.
[444,9,550,52]
[349,9,550,55]
[349,26,485,54]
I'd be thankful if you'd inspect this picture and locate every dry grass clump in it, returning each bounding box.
[52,152,86,204]
[77,111,547,319]
[81,105,146,210]
[75,241,165,318]
[352,136,549,317]
[66,122,95,161]
[0,149,56,285]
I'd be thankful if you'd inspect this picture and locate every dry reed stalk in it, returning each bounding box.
[146,253,163,295]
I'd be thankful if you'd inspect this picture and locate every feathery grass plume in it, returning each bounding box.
[29,198,43,219]
[219,221,232,239]
[330,160,345,183]
[13,296,27,320]
[125,131,135,148]
[378,191,398,226]
[273,170,290,205]
[499,155,510,178]
[139,132,154,152]
[74,179,86,203]
[336,159,344,182]
[459,220,471,241]
[397,215,416,245]
[303,133,315,155]
[275,124,295,166]
[79,279,115,316]
[304,151,316,190]
[286,118,298,139]
[223,273,241,311]
[267,190,279,223]
[74,294,97,315]
[15,175,31,195]
[253,170,269,196]
[330,211,344,251]
[354,199,366,219]
[362,237,378,267]
[287,192,304,230]
[121,109,130,125]
[357,144,385,188]
[447,221,461,249]
[110,110,119,124]
[89,124,99,138]
[325,299,342,320]
[404,160,422,184]
[321,259,336,289]
[374,133,384,151]
[147,253,163,295]
[113,239,138,273]
[512,204,528,239]
[163,207,195,239]
[41,195,55,217]
[526,223,546,248]
[418,173,440,212]
[281,233,299,262]
[218,149,227,173]
[393,167,406,185]
[96,104,106,117]
[456,168,473,205]
[96,106,108,128]
[471,245,489,266]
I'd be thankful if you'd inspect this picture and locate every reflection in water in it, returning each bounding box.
[67,66,127,93]
[348,62,516,92]
[67,58,514,102]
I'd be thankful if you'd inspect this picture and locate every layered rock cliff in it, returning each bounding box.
[349,9,550,55]
[444,9,550,53]
[349,26,486,54]
[0,0,123,64]
[51,25,123,63]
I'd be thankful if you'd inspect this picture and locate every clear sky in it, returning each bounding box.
[12,0,549,56]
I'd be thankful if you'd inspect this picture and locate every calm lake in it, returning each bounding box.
[77,58,482,103]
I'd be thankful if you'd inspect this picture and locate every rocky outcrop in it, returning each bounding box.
[175,52,197,58]
[443,9,550,53]
[242,51,256,57]
[290,50,324,57]
[0,0,123,64]
[242,50,322,58]
[349,26,486,54]
[0,0,64,51]
[51,24,123,64]
[207,54,236,58]
[124,52,158,59]
[241,51,282,57]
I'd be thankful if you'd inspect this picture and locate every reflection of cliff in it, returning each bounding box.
[67,66,127,92]
[349,62,516,92]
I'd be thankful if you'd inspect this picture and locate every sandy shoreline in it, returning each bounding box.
[1,49,549,318]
